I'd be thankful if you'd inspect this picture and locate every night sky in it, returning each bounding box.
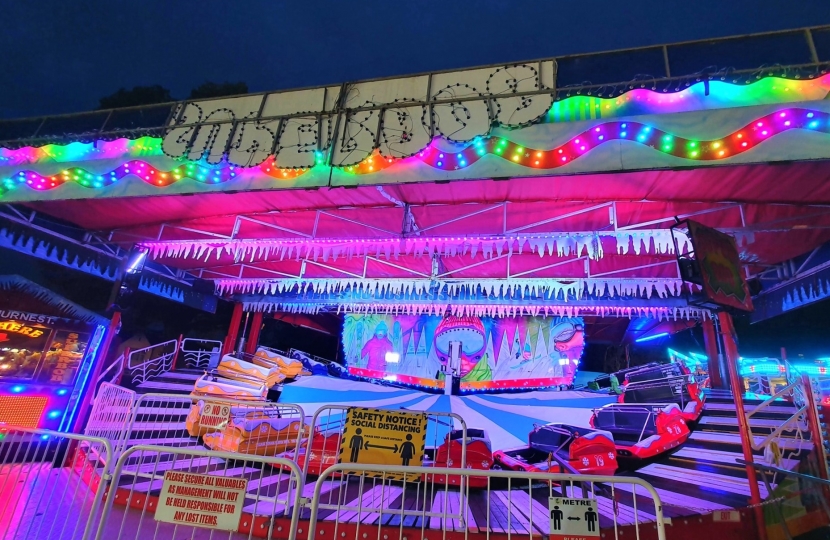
[2,1,830,360]
[2,1,830,119]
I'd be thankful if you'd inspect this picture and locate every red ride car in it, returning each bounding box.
[619,374,706,423]
[422,428,493,488]
[291,430,341,476]
[493,423,617,476]
[590,403,690,459]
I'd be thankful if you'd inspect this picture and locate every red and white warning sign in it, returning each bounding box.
[549,496,600,540]
[155,471,248,531]
[199,403,231,430]
[713,510,741,522]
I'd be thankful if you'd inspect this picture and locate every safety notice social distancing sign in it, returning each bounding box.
[339,407,427,481]
[548,496,600,540]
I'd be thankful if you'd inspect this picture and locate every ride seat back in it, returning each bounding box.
[594,408,657,437]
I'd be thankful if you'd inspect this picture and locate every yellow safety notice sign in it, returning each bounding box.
[339,407,427,481]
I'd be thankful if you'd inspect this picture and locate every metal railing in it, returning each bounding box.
[125,339,178,386]
[179,338,222,370]
[94,445,304,540]
[287,348,331,365]
[0,427,112,540]
[106,391,305,464]
[1,25,828,149]
[305,405,467,476]
[745,380,810,465]
[91,351,126,394]
[5,396,677,540]
[739,460,830,540]
[307,464,668,540]
[622,373,704,412]
[306,405,469,526]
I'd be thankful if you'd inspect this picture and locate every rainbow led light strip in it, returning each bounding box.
[2,108,828,194]
[347,108,829,174]
[546,74,830,122]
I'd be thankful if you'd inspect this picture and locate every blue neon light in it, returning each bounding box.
[58,324,106,432]
[636,332,669,343]
[10,385,24,393]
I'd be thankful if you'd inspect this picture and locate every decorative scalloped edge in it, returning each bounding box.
[2,108,827,195]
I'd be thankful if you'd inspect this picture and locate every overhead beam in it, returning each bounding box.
[0,211,218,312]
[750,241,830,323]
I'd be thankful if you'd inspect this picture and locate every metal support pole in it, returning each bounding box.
[718,311,768,540]
[238,311,251,353]
[714,314,731,391]
[801,373,830,480]
[115,346,129,386]
[244,312,264,355]
[702,317,723,388]
[172,333,183,370]
[222,303,244,355]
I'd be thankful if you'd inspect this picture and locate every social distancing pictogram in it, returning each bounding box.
[548,496,600,539]
[339,407,427,481]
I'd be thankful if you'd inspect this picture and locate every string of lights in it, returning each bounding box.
[2,107,827,195]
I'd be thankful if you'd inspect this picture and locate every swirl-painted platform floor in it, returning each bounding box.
[118,370,809,520]
[279,376,617,451]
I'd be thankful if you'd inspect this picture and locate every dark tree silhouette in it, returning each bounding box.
[98,85,174,109]
[189,81,248,100]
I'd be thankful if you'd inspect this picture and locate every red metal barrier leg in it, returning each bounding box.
[801,374,829,480]
[718,311,767,540]
[223,303,244,355]
[702,317,723,388]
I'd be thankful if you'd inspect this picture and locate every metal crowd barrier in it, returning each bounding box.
[82,382,137,465]
[306,405,467,476]
[94,445,304,540]
[119,392,305,463]
[307,464,668,540]
[306,406,470,528]
[0,427,112,540]
[2,410,670,540]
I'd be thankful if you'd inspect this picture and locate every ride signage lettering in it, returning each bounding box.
[155,471,247,531]
[339,407,427,481]
[199,403,231,430]
[0,311,56,325]
[0,321,45,338]
[161,61,556,169]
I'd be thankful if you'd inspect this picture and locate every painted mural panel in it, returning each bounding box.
[342,314,584,392]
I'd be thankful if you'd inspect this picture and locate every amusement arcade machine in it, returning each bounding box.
[0,276,108,434]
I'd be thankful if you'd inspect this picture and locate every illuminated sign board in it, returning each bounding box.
[0,321,45,338]
[162,61,557,169]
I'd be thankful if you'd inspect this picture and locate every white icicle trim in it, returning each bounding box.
[238,301,710,320]
[216,277,692,301]
[143,229,701,264]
